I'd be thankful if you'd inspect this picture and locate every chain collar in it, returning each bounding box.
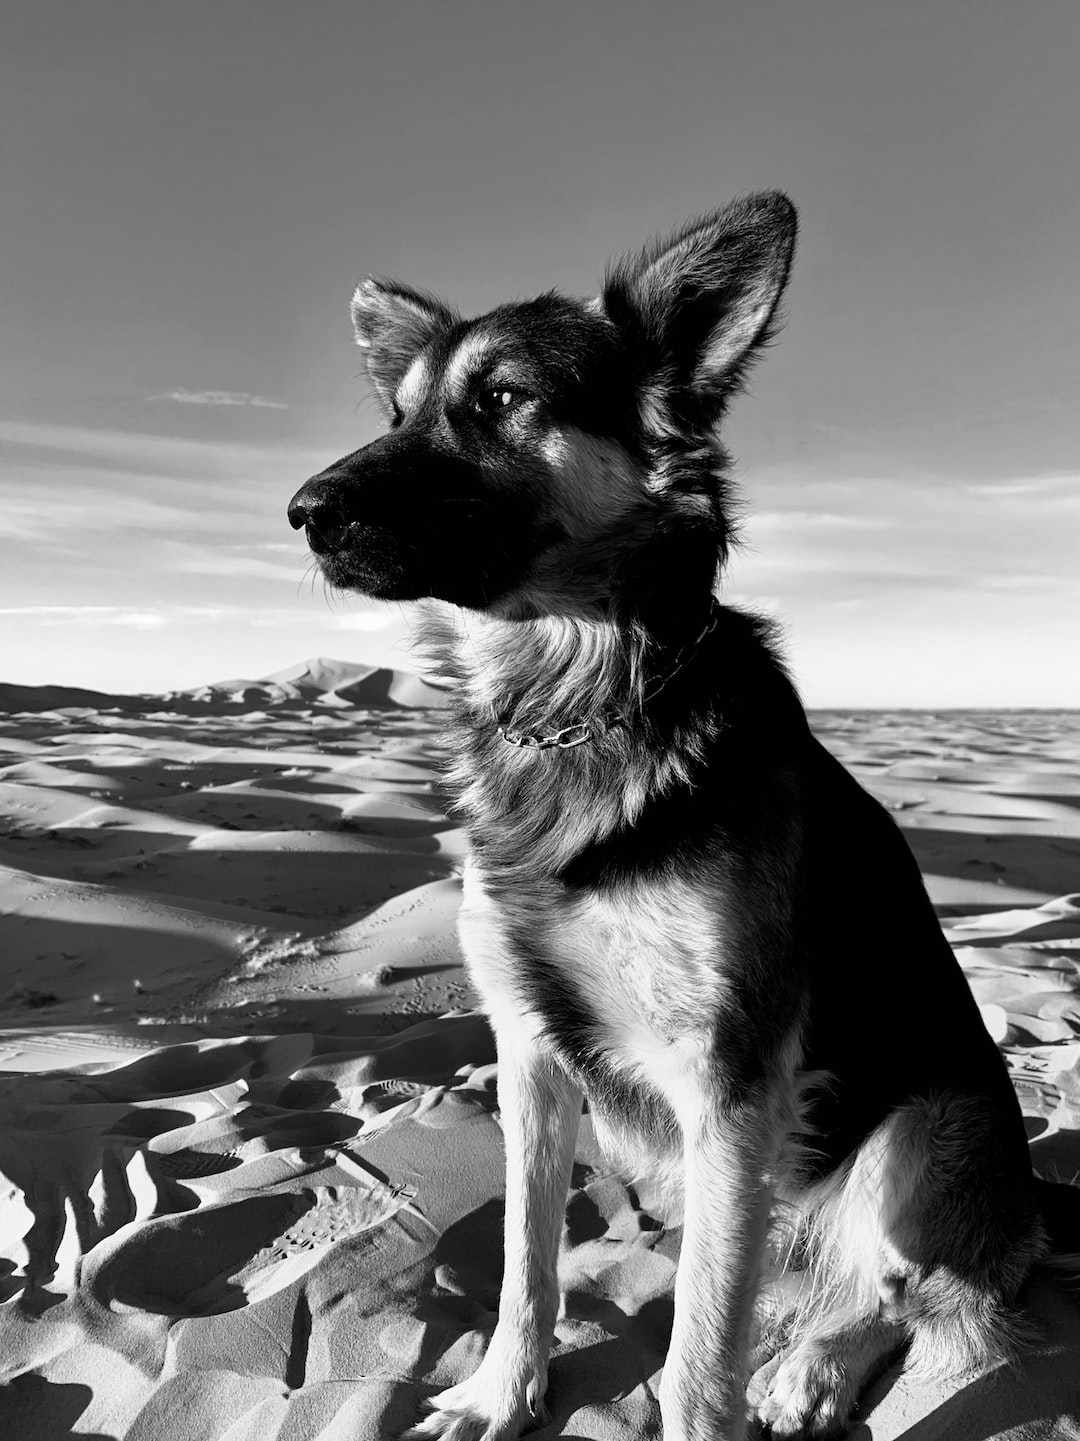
[496,720,597,750]
[495,601,720,751]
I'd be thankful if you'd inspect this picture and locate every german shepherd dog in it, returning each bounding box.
[288,193,1057,1438]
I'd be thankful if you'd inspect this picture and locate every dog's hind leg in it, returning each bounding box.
[756,1314,905,1436]
[754,1120,908,1436]
[756,1090,1043,1437]
[405,1025,581,1441]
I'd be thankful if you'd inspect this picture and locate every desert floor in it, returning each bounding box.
[1,660,1078,1440]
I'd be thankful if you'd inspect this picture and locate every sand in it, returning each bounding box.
[1,662,1078,1439]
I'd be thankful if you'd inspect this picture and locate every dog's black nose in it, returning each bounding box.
[287,489,354,554]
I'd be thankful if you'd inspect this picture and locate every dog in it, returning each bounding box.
[288,192,1061,1439]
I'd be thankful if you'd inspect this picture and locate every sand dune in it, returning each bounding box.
[1,680,1078,1438]
[178,657,451,712]
[0,656,449,718]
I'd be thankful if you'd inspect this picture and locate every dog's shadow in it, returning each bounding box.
[397,1159,1080,1440]
[400,1169,679,1436]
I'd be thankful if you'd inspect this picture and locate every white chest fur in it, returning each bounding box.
[458,859,725,1108]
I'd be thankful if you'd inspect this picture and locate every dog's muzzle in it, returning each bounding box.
[288,438,548,607]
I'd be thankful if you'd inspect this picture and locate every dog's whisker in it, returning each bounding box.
[296,558,321,599]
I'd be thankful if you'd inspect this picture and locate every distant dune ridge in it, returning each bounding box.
[0,656,451,716]
[0,669,1078,1439]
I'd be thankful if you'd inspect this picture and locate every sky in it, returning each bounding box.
[3,0,1078,707]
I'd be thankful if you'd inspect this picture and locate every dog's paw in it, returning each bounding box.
[401,1365,546,1441]
[755,1343,859,1438]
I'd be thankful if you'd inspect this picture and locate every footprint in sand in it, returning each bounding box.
[82,1179,407,1317]
[0,1034,413,1321]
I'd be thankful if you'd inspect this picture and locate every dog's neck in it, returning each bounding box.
[419,598,718,743]
[416,598,732,876]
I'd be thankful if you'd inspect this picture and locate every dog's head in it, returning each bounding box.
[288,192,796,620]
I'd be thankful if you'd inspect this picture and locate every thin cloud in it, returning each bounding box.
[965,473,1078,500]
[0,605,170,629]
[0,421,326,548]
[750,509,894,532]
[2,491,197,539]
[333,610,409,633]
[727,462,1080,629]
[0,604,313,628]
[0,417,321,476]
[175,553,308,581]
[147,389,288,410]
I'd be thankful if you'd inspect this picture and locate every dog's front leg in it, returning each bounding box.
[407,1023,581,1441]
[660,1092,782,1441]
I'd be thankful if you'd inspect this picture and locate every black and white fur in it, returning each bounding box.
[288,193,1063,1439]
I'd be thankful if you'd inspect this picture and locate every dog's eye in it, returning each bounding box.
[475,387,528,416]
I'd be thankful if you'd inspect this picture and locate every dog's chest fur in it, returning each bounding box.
[460,860,724,1104]
[431,606,747,1104]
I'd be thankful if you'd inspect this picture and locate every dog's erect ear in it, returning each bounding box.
[351,278,457,411]
[601,191,797,413]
